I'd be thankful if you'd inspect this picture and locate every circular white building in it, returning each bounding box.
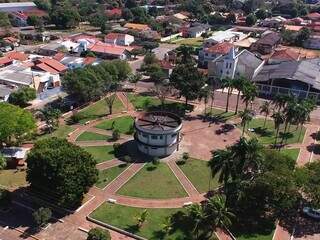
[134,111,182,157]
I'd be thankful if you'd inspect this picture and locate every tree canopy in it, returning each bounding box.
[170,63,206,105]
[62,60,131,103]
[0,103,36,146]
[8,87,36,107]
[26,138,98,208]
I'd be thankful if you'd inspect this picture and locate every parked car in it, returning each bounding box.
[303,207,320,220]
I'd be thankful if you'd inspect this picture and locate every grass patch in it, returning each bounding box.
[95,164,129,189]
[77,96,124,124]
[89,203,197,240]
[280,148,300,161]
[0,169,27,188]
[76,131,111,142]
[82,146,115,163]
[118,163,187,199]
[171,37,204,47]
[178,158,220,193]
[95,116,134,135]
[245,118,305,145]
[128,93,193,116]
[38,125,74,140]
[205,107,235,122]
[232,219,275,240]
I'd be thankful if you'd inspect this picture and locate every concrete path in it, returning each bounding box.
[96,159,125,170]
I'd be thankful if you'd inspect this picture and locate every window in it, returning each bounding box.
[151,135,158,140]
[205,53,208,56]
[171,133,177,137]
[159,136,163,140]
[151,147,158,150]
[142,134,148,138]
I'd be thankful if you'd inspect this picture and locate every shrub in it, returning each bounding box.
[123,155,132,163]
[112,129,120,141]
[152,157,160,165]
[113,143,121,154]
[87,227,111,240]
[182,152,189,162]
[0,189,11,207]
[32,207,52,227]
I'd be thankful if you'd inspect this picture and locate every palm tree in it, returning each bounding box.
[136,209,149,228]
[239,109,253,136]
[241,82,257,110]
[161,217,173,236]
[233,76,246,114]
[198,85,210,117]
[221,77,234,113]
[281,99,297,144]
[296,98,316,141]
[271,112,285,145]
[186,204,206,239]
[230,137,263,178]
[204,195,235,236]
[208,149,235,186]
[259,101,271,127]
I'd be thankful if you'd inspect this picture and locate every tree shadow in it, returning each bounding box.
[253,127,273,137]
[124,224,140,234]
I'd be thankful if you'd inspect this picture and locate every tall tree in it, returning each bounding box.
[8,87,36,107]
[241,81,257,110]
[204,195,234,235]
[0,103,36,146]
[221,77,235,113]
[170,63,206,107]
[27,138,98,208]
[233,76,246,114]
[239,109,253,136]
[259,101,271,127]
[38,107,61,133]
[272,112,285,145]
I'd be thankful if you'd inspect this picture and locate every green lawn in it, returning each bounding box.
[76,131,111,142]
[246,118,306,145]
[171,37,204,47]
[77,96,124,124]
[178,158,220,193]
[236,231,274,240]
[128,94,193,115]
[95,164,129,189]
[90,203,194,240]
[82,146,115,163]
[232,220,275,240]
[205,107,235,121]
[280,148,300,161]
[38,125,74,140]
[0,169,27,188]
[118,163,188,199]
[94,116,134,134]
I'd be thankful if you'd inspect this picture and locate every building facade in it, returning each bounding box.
[134,112,182,157]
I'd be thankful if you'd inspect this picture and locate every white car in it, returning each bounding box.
[303,207,320,220]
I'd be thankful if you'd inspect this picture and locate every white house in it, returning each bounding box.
[203,30,247,47]
[208,47,265,80]
[0,2,36,12]
[104,33,135,46]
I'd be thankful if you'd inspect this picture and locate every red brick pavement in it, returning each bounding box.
[96,159,125,170]
[167,160,200,196]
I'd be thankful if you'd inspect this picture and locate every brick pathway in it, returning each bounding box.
[96,159,125,170]
[104,163,145,194]
[86,127,113,136]
[167,160,199,197]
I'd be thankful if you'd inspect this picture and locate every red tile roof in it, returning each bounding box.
[83,57,96,65]
[53,52,65,61]
[105,33,126,40]
[0,57,13,65]
[35,62,59,74]
[206,42,233,55]
[6,51,28,61]
[38,58,67,73]
[270,48,300,61]
[106,8,122,16]
[89,43,132,55]
[306,12,320,20]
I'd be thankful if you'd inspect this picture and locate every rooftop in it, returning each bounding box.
[135,112,182,131]
[270,48,300,61]
[206,42,234,55]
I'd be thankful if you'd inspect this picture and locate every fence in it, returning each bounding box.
[256,84,320,104]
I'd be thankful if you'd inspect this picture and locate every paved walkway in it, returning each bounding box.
[167,160,199,197]
[96,159,124,170]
